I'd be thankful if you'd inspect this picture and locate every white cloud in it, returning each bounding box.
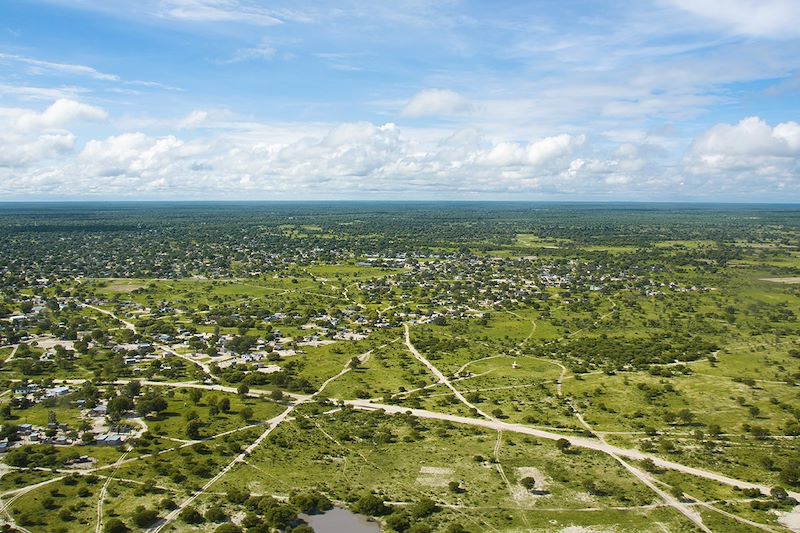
[665,0,800,38]
[3,119,599,196]
[177,110,210,129]
[11,99,107,132]
[0,83,88,101]
[684,117,800,191]
[0,53,119,81]
[0,132,75,167]
[689,117,800,158]
[480,134,585,167]
[402,89,472,118]
[0,99,107,167]
[159,0,283,26]
[226,39,277,63]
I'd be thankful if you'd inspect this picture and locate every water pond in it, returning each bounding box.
[299,507,381,533]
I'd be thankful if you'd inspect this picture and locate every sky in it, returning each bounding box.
[0,0,799,201]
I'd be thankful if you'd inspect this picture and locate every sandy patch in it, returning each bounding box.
[416,466,453,487]
[106,282,147,293]
[297,340,337,347]
[36,338,75,350]
[761,277,800,284]
[512,467,550,502]
[336,332,368,341]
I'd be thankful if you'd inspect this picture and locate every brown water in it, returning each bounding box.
[299,508,381,533]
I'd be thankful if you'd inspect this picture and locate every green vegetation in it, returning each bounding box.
[1,203,799,532]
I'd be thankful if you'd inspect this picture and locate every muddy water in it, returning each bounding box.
[299,508,381,533]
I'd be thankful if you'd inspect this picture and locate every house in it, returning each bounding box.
[91,405,108,417]
[45,386,70,398]
[96,434,124,446]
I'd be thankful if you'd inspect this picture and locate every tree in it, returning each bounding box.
[189,389,203,405]
[409,497,438,519]
[265,505,299,529]
[180,507,204,524]
[125,381,141,398]
[240,406,254,422]
[353,493,389,516]
[0,423,19,442]
[556,438,571,452]
[219,397,231,412]
[160,498,177,510]
[385,511,410,532]
[448,481,464,493]
[270,389,284,401]
[205,506,227,523]
[779,462,800,487]
[289,491,332,514]
[186,419,203,440]
[520,477,537,491]
[107,395,131,419]
[131,506,159,527]
[226,487,250,504]
[772,486,789,500]
[237,384,250,396]
[103,518,129,533]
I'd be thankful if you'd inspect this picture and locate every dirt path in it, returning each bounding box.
[95,451,130,533]
[404,323,493,420]
[83,303,214,377]
[3,344,19,363]
[149,345,377,532]
[345,399,800,501]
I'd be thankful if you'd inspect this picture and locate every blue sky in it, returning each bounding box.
[1,0,799,201]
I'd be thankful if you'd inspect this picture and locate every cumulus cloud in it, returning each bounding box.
[402,89,472,118]
[480,134,585,167]
[689,117,800,159]
[684,117,800,190]
[11,99,107,132]
[7,105,799,200]
[0,99,107,167]
[3,115,598,196]
[665,0,800,38]
[0,133,75,167]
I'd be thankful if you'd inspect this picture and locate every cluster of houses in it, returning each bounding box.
[0,385,131,456]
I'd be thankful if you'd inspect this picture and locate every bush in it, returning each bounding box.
[160,497,178,510]
[103,518,129,533]
[132,506,159,527]
[180,506,204,524]
[289,490,333,514]
[352,493,389,516]
[205,506,228,523]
